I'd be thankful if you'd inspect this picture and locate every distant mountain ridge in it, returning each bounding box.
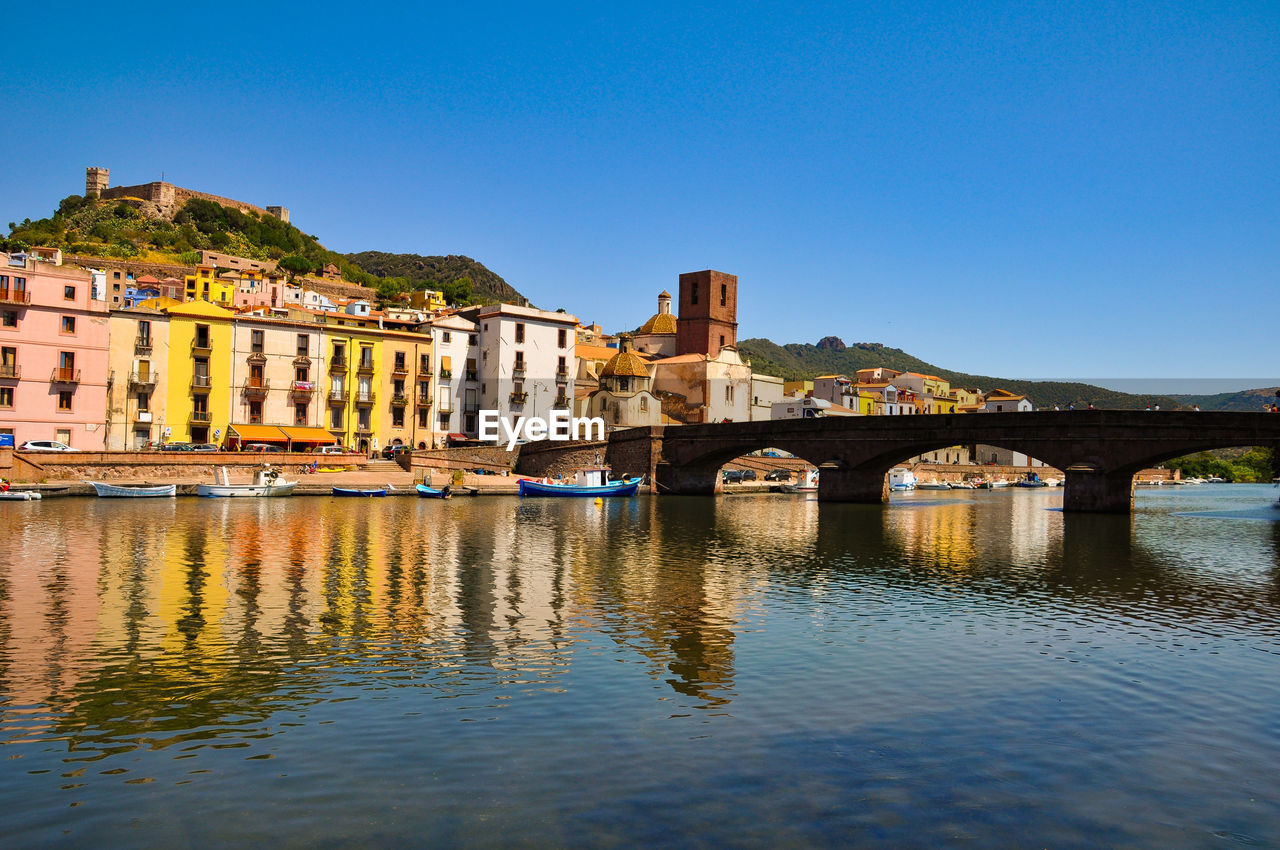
[736,337,1245,410]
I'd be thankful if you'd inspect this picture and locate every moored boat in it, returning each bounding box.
[416,484,452,499]
[950,480,977,490]
[795,468,819,492]
[90,481,177,498]
[1016,473,1047,488]
[197,466,297,498]
[0,490,41,501]
[888,468,917,491]
[518,467,641,497]
[917,479,951,490]
[333,486,387,497]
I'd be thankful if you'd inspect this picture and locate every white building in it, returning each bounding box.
[463,304,577,439]
[428,313,480,441]
[750,373,785,421]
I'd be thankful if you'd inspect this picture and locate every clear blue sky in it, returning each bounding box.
[7,1,1277,381]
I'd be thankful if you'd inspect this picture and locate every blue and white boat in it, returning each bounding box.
[333,486,387,497]
[415,484,452,499]
[90,481,176,498]
[518,467,641,497]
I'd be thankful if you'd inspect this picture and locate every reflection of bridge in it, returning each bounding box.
[648,411,1280,513]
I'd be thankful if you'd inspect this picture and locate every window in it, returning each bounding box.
[113,271,121,280]
[59,351,75,370]
[558,328,567,348]
[296,334,309,357]
[725,384,734,403]
[419,353,430,374]
[557,356,566,374]
[394,351,406,371]
[193,396,209,414]
[439,412,451,429]
[515,323,525,343]
[468,334,477,345]
[137,392,150,412]
[195,324,210,348]
[2,310,15,327]
[619,377,630,392]
[331,407,344,428]
[357,409,371,430]
[360,346,373,368]
[719,335,725,348]
[296,365,309,382]
[61,316,75,334]
[251,330,264,353]
[249,400,263,423]
[720,283,727,306]
[0,345,15,371]
[56,429,71,445]
[418,408,430,428]
[392,407,404,427]
[138,320,151,343]
[58,390,73,411]
[64,285,76,300]
[0,387,11,407]
[639,397,648,412]
[691,282,699,304]
[294,403,307,426]
[441,331,451,344]
[465,358,477,381]
[514,351,524,370]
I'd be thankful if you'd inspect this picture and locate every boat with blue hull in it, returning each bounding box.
[333,486,387,497]
[518,467,641,497]
[416,484,452,499]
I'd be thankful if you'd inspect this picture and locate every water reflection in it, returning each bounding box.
[1,488,1279,844]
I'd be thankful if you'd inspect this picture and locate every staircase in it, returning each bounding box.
[364,459,402,473]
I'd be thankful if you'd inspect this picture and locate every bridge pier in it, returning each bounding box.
[654,462,723,496]
[1062,467,1135,514]
[817,467,890,504]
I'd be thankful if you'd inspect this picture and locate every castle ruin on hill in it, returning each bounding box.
[84,166,289,223]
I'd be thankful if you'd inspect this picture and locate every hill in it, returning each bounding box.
[343,251,526,307]
[2,194,527,307]
[1170,387,1280,412]
[736,337,1186,410]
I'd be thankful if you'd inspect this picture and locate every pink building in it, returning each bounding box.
[0,253,110,449]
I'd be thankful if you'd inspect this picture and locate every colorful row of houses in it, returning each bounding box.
[0,251,576,452]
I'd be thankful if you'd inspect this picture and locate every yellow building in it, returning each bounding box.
[105,306,170,449]
[183,265,236,307]
[783,379,814,398]
[408,289,448,312]
[381,331,435,450]
[163,300,237,445]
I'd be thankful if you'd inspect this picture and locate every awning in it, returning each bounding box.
[447,433,469,441]
[227,424,288,442]
[279,426,340,444]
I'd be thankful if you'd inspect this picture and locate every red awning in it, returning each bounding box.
[447,433,469,441]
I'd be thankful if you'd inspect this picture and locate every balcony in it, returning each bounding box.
[391,393,409,407]
[242,377,270,397]
[330,354,348,371]
[328,388,348,404]
[509,391,528,404]
[0,364,19,380]
[356,360,375,375]
[128,371,159,388]
[191,374,212,391]
[416,395,433,408]
[354,425,373,437]
[555,369,569,382]
[391,362,409,377]
[417,364,432,379]
[439,368,452,380]
[465,370,478,382]
[134,411,153,423]
[191,338,212,354]
[0,289,30,304]
[511,363,526,377]
[554,395,570,409]
[355,389,376,406]
[134,334,153,354]
[291,380,315,396]
[190,410,212,423]
[51,368,80,384]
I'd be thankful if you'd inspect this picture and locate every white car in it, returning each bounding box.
[317,445,347,455]
[19,440,79,452]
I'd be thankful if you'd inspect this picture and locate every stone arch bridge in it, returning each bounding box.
[643,411,1280,513]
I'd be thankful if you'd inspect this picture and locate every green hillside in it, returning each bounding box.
[2,194,526,307]
[737,336,1186,410]
[1169,388,1280,412]
[344,251,526,307]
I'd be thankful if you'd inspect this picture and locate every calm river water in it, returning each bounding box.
[1,486,1278,847]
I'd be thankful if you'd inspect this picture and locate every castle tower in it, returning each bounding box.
[85,167,109,197]
[676,270,738,358]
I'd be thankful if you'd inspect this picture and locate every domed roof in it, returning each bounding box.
[600,349,651,379]
[638,311,678,335]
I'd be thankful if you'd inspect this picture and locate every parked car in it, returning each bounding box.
[18,440,79,452]
[381,444,412,460]
[159,442,193,452]
[722,469,757,484]
[190,443,220,452]
[763,469,792,481]
[317,445,346,455]
[243,443,284,452]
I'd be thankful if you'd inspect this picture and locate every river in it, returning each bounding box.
[1,486,1278,847]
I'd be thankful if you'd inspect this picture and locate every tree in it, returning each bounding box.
[278,255,313,277]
